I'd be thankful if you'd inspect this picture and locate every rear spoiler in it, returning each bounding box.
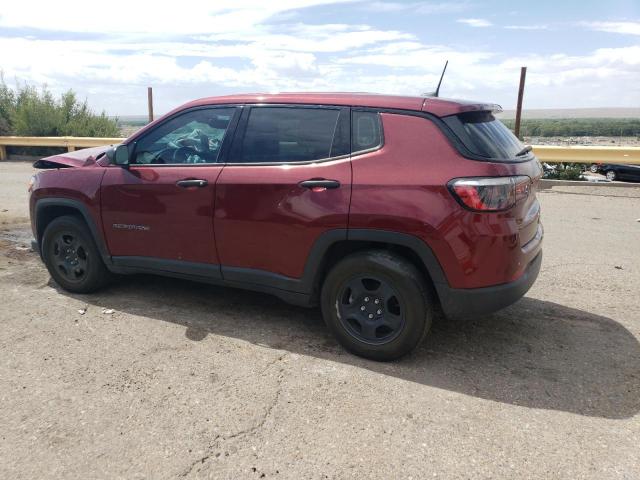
[422,97,503,117]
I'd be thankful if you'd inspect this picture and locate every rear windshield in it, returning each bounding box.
[444,111,527,160]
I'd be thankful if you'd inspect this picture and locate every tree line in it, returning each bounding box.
[502,118,640,137]
[1,76,638,142]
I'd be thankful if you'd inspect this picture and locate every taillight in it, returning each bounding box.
[448,176,531,212]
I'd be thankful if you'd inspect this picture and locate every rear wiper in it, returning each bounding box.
[516,145,533,156]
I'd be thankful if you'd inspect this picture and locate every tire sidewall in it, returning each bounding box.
[321,252,431,361]
[42,216,105,292]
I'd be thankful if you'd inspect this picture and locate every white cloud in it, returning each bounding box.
[457,18,492,28]
[504,25,549,30]
[337,42,494,68]
[198,23,414,53]
[0,1,638,114]
[0,0,356,35]
[582,21,640,36]
[366,1,470,14]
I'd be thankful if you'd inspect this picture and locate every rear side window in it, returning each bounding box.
[352,111,382,153]
[444,111,526,160]
[235,107,340,163]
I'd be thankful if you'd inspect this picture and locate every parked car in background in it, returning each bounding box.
[28,92,543,361]
[591,163,640,182]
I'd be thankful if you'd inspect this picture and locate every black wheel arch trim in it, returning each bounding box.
[345,229,448,286]
[34,198,111,264]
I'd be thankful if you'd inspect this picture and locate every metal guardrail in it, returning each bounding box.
[0,136,639,164]
[532,145,640,165]
[0,136,124,160]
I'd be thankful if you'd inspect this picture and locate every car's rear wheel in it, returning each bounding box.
[42,215,111,293]
[321,251,433,361]
[605,170,617,181]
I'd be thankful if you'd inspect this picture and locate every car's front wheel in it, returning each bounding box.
[42,215,111,293]
[605,170,617,181]
[590,164,599,173]
[321,251,433,361]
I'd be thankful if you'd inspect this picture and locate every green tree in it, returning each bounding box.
[0,77,119,138]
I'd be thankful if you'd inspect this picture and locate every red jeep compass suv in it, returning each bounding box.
[29,93,543,361]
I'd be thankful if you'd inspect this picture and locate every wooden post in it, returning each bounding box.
[0,145,7,161]
[514,67,527,139]
[147,87,154,123]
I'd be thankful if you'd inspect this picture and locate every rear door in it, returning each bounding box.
[101,106,239,266]
[214,105,351,283]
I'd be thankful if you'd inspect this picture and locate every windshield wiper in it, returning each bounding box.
[516,145,533,157]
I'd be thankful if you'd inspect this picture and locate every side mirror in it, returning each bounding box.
[114,144,130,168]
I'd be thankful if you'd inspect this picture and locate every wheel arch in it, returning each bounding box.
[35,198,111,264]
[304,229,449,306]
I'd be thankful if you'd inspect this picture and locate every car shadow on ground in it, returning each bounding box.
[57,273,640,420]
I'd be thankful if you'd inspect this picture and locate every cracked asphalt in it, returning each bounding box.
[1,160,639,479]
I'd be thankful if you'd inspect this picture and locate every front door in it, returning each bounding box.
[214,105,352,282]
[101,106,239,266]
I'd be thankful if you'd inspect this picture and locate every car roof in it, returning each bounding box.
[127,92,503,143]
[180,92,501,118]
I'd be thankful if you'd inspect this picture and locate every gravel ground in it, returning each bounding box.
[1,161,639,479]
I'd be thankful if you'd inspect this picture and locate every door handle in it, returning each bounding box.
[176,179,208,188]
[299,179,341,190]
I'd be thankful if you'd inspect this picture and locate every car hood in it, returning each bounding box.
[33,145,111,169]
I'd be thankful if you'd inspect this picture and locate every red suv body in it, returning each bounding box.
[29,93,543,360]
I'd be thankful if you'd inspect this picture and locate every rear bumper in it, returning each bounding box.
[438,251,542,319]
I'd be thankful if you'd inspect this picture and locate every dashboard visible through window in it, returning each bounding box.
[132,107,236,165]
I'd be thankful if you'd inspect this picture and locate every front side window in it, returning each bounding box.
[235,107,340,163]
[132,107,236,165]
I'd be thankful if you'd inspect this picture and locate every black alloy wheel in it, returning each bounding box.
[337,275,406,345]
[321,250,433,361]
[42,215,111,293]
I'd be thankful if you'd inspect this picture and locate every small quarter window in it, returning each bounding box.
[352,111,382,153]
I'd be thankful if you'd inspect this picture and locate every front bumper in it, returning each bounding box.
[438,251,542,319]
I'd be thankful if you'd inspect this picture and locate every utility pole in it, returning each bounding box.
[514,67,527,139]
[147,87,154,123]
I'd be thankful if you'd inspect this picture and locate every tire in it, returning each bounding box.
[41,215,111,293]
[320,250,433,361]
[605,170,617,181]
[590,164,599,174]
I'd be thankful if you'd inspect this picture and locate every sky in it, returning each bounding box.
[1,0,639,115]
